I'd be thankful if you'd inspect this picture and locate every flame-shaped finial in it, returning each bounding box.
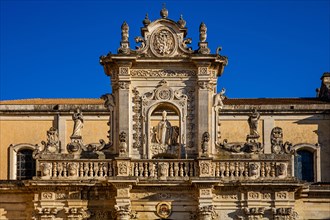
[177,14,186,28]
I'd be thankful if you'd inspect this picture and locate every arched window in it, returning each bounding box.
[295,150,314,182]
[9,143,37,180]
[293,143,321,182]
[16,149,36,180]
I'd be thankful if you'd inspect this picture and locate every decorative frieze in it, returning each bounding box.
[272,208,298,220]
[130,69,196,77]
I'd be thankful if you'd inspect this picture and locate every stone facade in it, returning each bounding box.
[0,7,330,220]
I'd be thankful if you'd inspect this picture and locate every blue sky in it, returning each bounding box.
[0,0,329,100]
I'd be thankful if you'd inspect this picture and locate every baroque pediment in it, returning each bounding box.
[134,18,193,58]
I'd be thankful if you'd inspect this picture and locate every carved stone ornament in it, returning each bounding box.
[213,88,226,109]
[271,127,293,154]
[243,207,265,220]
[118,21,131,55]
[197,205,218,220]
[33,127,60,159]
[201,132,210,156]
[130,69,196,77]
[119,131,128,157]
[101,93,115,110]
[114,205,132,220]
[272,208,299,220]
[64,207,91,220]
[150,28,176,57]
[247,109,260,138]
[218,138,263,154]
[156,202,172,219]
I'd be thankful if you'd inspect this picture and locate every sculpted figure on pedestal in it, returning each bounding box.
[71,108,84,138]
[248,109,260,137]
[213,88,226,108]
[156,110,172,145]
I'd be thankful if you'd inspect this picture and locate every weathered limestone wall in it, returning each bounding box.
[0,118,54,179]
[0,114,109,180]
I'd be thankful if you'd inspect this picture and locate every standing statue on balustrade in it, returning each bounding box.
[71,108,84,138]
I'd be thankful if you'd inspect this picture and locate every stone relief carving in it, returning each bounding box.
[101,93,115,110]
[114,204,132,220]
[132,88,142,150]
[271,127,293,154]
[33,127,60,159]
[201,132,210,156]
[156,202,172,219]
[272,208,298,220]
[64,207,91,220]
[197,205,218,220]
[33,207,58,219]
[130,69,196,77]
[243,207,265,220]
[151,28,176,57]
[119,131,128,157]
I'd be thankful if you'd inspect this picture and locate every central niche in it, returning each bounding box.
[150,104,180,159]
[142,80,187,159]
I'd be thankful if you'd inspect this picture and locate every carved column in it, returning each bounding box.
[115,61,133,156]
[112,183,133,220]
[195,63,213,157]
[194,183,217,220]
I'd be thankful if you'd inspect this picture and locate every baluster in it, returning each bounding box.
[89,162,93,177]
[154,162,158,177]
[235,162,239,177]
[52,162,57,178]
[174,162,179,177]
[94,162,99,177]
[139,162,144,177]
[134,163,138,176]
[144,162,149,177]
[220,162,225,178]
[260,162,265,177]
[63,162,67,177]
[184,162,189,177]
[271,162,276,177]
[79,162,84,177]
[225,162,230,177]
[99,162,104,177]
[229,162,235,177]
[244,162,249,177]
[108,162,113,177]
[180,162,184,177]
[189,162,194,177]
[169,162,174,177]
[103,162,108,177]
[150,162,155,177]
[239,162,244,177]
[215,162,220,177]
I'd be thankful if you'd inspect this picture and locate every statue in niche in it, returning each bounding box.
[213,88,226,108]
[71,108,84,138]
[156,110,172,145]
[248,109,260,137]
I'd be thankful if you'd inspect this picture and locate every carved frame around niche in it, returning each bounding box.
[142,81,188,159]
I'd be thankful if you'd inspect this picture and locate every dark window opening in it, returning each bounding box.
[17,149,36,180]
[295,150,314,182]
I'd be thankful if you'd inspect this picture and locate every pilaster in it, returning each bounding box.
[263,116,274,154]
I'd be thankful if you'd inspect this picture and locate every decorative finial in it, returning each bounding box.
[118,21,130,54]
[177,14,186,28]
[160,3,168,18]
[143,13,151,27]
[199,22,207,42]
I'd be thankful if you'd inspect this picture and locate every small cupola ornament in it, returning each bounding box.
[160,4,168,18]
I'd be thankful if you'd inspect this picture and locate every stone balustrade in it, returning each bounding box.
[36,158,291,181]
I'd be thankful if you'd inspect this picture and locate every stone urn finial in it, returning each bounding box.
[160,3,168,18]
